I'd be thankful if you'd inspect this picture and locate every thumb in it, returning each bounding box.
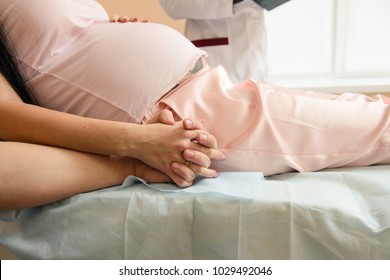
[147,109,175,125]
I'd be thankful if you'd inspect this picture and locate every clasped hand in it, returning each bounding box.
[136,109,225,187]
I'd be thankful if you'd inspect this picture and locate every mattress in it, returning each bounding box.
[1,165,389,259]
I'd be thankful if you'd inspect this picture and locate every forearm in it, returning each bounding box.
[0,141,131,210]
[0,100,138,156]
[0,100,225,186]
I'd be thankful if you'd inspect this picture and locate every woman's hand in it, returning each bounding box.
[139,109,225,187]
[110,14,148,23]
[128,158,172,184]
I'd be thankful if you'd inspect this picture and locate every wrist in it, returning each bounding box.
[114,122,144,158]
[110,156,136,180]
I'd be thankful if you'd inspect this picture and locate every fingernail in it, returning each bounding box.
[186,150,195,159]
[184,119,193,128]
[200,133,208,142]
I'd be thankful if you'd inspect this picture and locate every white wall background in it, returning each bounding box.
[265,0,390,93]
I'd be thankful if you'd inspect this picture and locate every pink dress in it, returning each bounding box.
[2,0,390,175]
[147,66,390,175]
[0,0,204,123]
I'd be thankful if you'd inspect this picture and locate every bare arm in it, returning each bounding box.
[0,75,224,186]
[0,141,172,210]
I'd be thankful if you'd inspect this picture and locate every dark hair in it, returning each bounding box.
[0,22,37,105]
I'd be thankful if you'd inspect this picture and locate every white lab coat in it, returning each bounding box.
[160,0,268,83]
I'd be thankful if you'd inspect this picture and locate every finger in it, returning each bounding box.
[110,14,120,22]
[183,149,221,178]
[204,147,226,161]
[171,162,195,187]
[194,132,217,148]
[183,118,205,130]
[174,161,218,179]
[187,141,226,161]
[119,15,130,22]
[183,149,211,168]
[183,130,226,160]
[147,109,175,125]
[185,130,217,148]
[187,163,218,179]
[157,109,175,125]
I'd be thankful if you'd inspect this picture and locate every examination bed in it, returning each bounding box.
[1,165,390,259]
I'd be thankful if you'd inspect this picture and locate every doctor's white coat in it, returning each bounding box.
[160,0,268,83]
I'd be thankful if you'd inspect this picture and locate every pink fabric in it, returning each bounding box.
[1,0,204,123]
[1,0,108,71]
[147,66,390,175]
